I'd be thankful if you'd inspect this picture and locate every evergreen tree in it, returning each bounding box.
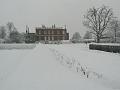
[71,32,81,43]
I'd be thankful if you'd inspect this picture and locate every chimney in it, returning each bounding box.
[26,30,28,34]
[54,24,55,28]
[65,25,66,29]
[26,25,29,34]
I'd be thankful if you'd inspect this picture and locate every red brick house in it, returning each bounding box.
[25,25,69,43]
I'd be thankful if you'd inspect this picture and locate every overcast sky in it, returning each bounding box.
[0,0,120,37]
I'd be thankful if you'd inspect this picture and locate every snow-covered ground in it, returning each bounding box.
[0,43,120,90]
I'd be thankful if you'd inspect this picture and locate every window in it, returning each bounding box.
[41,30,44,34]
[60,36,63,40]
[50,30,52,34]
[50,36,52,40]
[48,30,50,34]
[46,36,48,40]
[39,30,41,34]
[57,30,60,34]
[54,30,57,34]
[63,30,65,34]
[41,36,44,40]
[60,31,62,34]
[44,31,47,34]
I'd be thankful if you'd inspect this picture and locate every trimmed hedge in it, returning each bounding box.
[89,44,120,53]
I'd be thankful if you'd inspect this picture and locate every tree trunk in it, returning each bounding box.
[114,28,117,43]
[96,35,100,43]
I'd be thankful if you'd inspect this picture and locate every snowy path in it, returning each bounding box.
[0,44,119,90]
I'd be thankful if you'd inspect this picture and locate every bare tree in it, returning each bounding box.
[83,5,113,43]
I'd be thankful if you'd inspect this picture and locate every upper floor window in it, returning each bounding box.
[57,30,60,34]
[63,30,65,34]
[48,30,50,34]
[39,31,41,34]
[44,30,47,34]
[50,30,52,34]
[60,31,62,34]
[54,30,57,34]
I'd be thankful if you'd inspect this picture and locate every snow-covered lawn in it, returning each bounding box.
[0,43,120,90]
[48,44,120,89]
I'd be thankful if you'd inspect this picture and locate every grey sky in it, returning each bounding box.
[0,0,120,37]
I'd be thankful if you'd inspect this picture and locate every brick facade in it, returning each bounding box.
[25,25,69,43]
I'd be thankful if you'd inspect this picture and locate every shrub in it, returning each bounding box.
[89,44,120,53]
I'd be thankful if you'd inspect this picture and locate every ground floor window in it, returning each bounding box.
[41,36,44,40]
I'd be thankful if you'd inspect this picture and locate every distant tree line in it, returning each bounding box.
[0,22,25,43]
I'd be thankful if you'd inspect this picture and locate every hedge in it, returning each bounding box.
[89,44,120,53]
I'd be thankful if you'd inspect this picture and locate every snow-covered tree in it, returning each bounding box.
[71,32,81,43]
[83,31,92,39]
[5,22,25,43]
[6,22,16,33]
[0,26,6,39]
[9,30,23,43]
[109,19,120,42]
[103,19,120,43]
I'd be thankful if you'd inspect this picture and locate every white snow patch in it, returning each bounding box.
[0,43,120,90]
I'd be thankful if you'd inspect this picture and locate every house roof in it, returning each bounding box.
[36,27,66,30]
